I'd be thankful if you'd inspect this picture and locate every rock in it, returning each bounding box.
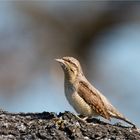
[0,111,139,140]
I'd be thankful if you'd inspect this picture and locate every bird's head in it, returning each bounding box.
[56,56,83,82]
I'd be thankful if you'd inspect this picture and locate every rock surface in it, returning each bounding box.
[0,111,139,140]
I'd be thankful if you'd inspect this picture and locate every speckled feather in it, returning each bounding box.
[78,81,110,120]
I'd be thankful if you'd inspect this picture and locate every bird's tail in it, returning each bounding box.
[110,111,136,128]
[99,93,136,127]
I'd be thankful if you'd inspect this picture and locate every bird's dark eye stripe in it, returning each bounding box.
[70,68,74,73]
[62,58,78,69]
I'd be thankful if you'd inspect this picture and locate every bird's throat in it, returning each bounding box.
[64,72,77,84]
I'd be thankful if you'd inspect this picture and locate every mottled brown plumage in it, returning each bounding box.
[56,56,136,127]
[78,81,110,120]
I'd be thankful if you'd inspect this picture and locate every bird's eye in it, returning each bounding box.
[70,68,74,73]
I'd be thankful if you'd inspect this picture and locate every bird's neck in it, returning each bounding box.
[64,76,74,85]
[64,73,77,84]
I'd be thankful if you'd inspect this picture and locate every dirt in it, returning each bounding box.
[0,110,139,140]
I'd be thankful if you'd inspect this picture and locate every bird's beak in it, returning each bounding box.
[55,58,65,64]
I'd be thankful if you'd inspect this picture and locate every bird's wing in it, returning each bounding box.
[77,81,111,120]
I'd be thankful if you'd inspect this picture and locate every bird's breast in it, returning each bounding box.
[65,83,97,117]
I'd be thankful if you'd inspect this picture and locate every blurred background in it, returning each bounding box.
[0,1,140,126]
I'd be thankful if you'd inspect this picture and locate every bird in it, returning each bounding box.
[56,56,136,127]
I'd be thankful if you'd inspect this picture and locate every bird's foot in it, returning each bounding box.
[74,115,97,126]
